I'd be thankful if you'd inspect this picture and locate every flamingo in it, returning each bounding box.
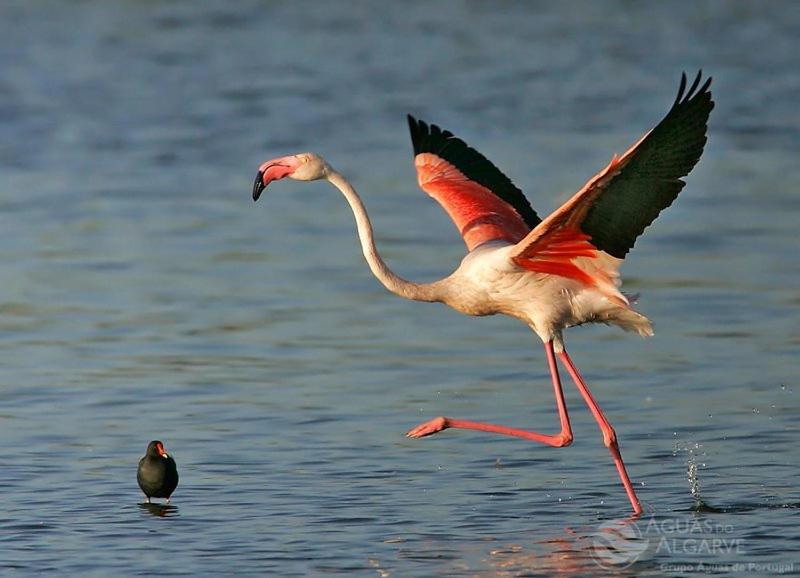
[252,72,713,514]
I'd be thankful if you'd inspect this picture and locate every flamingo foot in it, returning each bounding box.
[406,416,449,438]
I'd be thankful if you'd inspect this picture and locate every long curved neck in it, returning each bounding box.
[325,169,443,303]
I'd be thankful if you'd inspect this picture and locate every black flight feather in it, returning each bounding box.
[581,71,714,258]
[407,115,541,229]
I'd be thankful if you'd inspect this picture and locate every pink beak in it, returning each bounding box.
[253,156,301,201]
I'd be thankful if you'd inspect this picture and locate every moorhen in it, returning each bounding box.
[137,440,179,503]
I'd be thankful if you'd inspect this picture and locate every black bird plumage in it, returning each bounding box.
[137,440,179,503]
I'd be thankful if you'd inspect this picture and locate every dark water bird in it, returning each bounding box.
[252,72,713,515]
[137,440,179,503]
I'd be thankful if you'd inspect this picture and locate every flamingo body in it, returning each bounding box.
[252,72,714,514]
[430,240,649,348]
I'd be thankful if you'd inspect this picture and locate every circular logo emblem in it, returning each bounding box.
[591,519,649,569]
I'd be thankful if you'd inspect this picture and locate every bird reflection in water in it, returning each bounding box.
[488,515,646,576]
[139,502,179,518]
[386,514,644,577]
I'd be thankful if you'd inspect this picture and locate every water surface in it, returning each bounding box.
[1,1,798,575]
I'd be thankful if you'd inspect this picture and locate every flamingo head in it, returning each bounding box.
[253,153,330,201]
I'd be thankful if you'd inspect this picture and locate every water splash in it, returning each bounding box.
[673,441,706,504]
[687,459,701,501]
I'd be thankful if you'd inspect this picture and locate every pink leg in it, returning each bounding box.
[406,341,573,448]
[557,348,643,515]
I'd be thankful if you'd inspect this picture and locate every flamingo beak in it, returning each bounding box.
[253,170,266,201]
[252,156,302,201]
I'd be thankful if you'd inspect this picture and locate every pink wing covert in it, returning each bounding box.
[408,117,541,252]
[414,152,532,251]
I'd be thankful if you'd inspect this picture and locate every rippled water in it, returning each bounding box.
[1,1,798,576]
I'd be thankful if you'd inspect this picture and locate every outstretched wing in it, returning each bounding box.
[511,71,714,288]
[408,116,541,251]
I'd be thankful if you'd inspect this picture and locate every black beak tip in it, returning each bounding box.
[252,171,265,201]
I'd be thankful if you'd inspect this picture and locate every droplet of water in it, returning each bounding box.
[752,408,760,414]
[676,441,704,503]
[687,460,701,501]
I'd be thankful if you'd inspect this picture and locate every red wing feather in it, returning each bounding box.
[408,116,540,252]
[513,228,600,286]
[415,153,531,251]
[511,153,627,263]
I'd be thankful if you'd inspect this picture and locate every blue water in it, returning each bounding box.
[1,1,798,576]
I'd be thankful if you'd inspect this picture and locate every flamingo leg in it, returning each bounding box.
[557,348,643,515]
[406,341,573,448]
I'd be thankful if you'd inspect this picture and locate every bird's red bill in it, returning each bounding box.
[258,156,301,187]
